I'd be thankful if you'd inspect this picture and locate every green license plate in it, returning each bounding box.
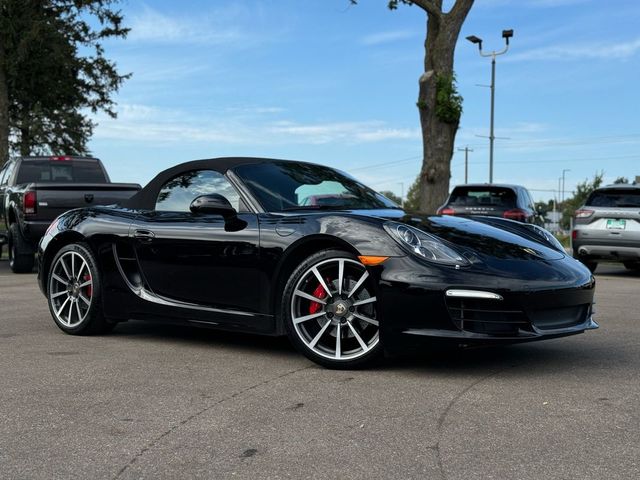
[606,219,626,229]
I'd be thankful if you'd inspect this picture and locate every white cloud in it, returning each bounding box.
[224,106,286,115]
[93,104,419,146]
[360,30,416,46]
[128,5,245,45]
[268,121,420,144]
[508,37,640,62]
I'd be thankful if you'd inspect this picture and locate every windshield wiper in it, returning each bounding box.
[615,203,640,207]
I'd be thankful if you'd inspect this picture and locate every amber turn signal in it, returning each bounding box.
[358,256,389,266]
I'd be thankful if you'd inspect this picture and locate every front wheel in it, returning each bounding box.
[282,250,383,369]
[47,243,115,335]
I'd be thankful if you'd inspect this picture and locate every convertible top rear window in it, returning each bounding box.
[233,162,397,212]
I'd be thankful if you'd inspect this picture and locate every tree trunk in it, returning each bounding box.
[19,103,31,156]
[0,37,9,167]
[416,0,474,214]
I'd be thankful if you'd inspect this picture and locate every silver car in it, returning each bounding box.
[572,184,640,272]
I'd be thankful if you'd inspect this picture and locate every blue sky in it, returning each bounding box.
[90,0,640,203]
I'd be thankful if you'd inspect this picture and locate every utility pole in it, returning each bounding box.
[558,177,562,206]
[561,169,570,203]
[458,146,473,184]
[467,29,513,184]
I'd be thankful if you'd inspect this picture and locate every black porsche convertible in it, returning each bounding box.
[37,157,597,368]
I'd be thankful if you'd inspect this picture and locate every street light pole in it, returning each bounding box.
[467,29,513,184]
[489,55,496,184]
[558,177,562,205]
[458,146,473,184]
[561,169,570,203]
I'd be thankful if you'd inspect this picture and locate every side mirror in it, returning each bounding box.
[190,194,237,219]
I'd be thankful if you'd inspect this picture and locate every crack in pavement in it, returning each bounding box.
[112,364,313,479]
[434,368,511,480]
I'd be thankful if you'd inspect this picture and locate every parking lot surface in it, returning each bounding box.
[0,258,638,479]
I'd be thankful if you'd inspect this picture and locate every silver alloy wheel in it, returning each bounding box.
[291,258,379,361]
[48,251,94,328]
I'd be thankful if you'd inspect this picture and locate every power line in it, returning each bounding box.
[461,133,640,150]
[453,153,639,166]
[343,133,640,174]
[347,155,421,172]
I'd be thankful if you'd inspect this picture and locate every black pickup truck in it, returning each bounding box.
[0,156,140,273]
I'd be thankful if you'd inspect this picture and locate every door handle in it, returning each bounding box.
[134,229,155,241]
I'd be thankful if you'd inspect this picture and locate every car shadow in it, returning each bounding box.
[110,320,299,357]
[594,263,640,278]
[106,320,626,376]
[381,337,635,378]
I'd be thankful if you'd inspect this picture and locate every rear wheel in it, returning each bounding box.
[623,261,640,271]
[47,243,115,335]
[8,224,35,273]
[282,250,383,369]
[575,257,597,273]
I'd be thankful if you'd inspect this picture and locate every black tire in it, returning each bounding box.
[46,243,115,335]
[623,261,640,271]
[8,224,35,273]
[583,261,598,273]
[281,249,384,369]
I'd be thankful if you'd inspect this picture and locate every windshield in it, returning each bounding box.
[233,162,398,212]
[586,189,640,207]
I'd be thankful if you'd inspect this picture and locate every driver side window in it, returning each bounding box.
[155,170,244,212]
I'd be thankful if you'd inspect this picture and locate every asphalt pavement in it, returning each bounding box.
[0,258,638,479]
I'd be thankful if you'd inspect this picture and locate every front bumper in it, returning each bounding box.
[376,255,597,347]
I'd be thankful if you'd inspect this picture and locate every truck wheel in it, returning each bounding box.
[8,224,35,273]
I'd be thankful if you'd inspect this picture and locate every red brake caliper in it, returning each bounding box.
[309,282,328,314]
[83,274,92,298]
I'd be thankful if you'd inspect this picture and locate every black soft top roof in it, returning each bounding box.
[122,156,315,210]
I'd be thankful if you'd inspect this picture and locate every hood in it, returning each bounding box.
[398,214,565,262]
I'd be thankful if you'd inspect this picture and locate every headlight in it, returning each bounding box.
[529,225,565,253]
[384,222,468,266]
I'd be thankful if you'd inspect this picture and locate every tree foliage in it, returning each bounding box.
[613,176,629,184]
[534,200,550,218]
[561,171,604,229]
[403,175,421,211]
[434,73,463,124]
[379,190,402,205]
[0,0,130,165]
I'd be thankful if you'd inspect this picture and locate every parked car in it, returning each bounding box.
[572,184,640,273]
[437,183,540,224]
[0,156,141,273]
[37,157,596,369]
